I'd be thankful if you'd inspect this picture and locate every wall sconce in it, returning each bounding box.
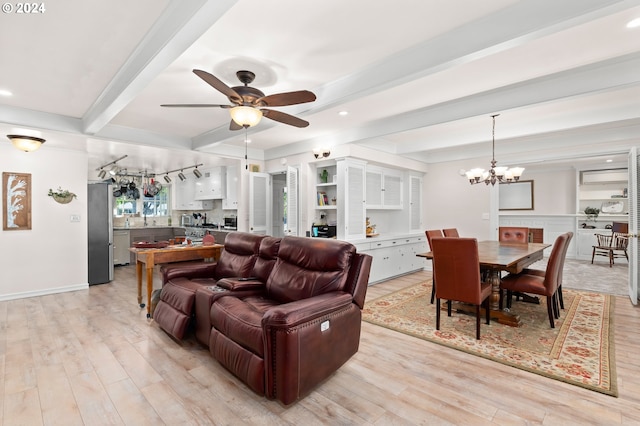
[313,148,331,159]
[7,134,46,152]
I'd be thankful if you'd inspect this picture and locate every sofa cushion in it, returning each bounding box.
[266,238,355,303]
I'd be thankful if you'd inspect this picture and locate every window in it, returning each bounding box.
[113,186,170,217]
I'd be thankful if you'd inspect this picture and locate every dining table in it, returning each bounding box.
[129,243,224,318]
[417,240,551,327]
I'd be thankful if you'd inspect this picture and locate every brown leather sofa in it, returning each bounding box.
[153,232,265,340]
[163,233,372,405]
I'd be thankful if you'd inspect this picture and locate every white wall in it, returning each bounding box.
[517,168,575,214]
[0,144,88,300]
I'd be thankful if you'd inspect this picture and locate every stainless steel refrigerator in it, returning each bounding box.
[88,182,114,285]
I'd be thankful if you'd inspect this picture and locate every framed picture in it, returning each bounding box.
[3,172,32,230]
[499,180,534,211]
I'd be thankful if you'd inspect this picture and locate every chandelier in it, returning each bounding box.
[463,114,524,186]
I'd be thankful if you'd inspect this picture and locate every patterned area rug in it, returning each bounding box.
[363,281,617,396]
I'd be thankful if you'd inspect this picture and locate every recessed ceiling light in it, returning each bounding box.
[627,18,640,28]
[606,159,613,163]
[338,111,348,116]
[0,89,12,97]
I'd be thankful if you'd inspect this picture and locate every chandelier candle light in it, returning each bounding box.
[464,114,524,186]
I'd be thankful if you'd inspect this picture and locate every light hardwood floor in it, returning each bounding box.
[1,264,639,425]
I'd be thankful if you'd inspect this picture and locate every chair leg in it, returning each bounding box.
[609,250,614,267]
[558,285,564,310]
[436,298,441,331]
[430,274,436,304]
[591,247,596,264]
[547,296,555,328]
[447,300,452,316]
[552,292,560,319]
[499,288,503,310]
[506,290,513,309]
[476,305,481,340]
[485,297,491,325]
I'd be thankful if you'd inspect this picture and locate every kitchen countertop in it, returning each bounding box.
[113,226,184,231]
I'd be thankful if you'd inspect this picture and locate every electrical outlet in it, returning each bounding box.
[70,214,81,222]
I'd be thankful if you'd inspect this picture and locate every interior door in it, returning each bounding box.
[628,147,639,304]
[249,172,271,235]
[286,166,299,236]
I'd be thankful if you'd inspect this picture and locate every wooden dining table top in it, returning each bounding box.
[418,240,551,273]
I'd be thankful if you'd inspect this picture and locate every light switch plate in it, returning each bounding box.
[70,214,81,222]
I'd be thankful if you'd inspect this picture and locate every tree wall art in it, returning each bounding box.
[3,172,32,231]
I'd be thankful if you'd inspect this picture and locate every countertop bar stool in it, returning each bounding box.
[592,222,629,267]
[431,237,491,340]
[442,228,459,238]
[425,229,444,304]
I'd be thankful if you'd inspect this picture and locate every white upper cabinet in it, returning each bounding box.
[337,159,367,240]
[366,165,403,209]
[222,165,238,209]
[194,167,226,200]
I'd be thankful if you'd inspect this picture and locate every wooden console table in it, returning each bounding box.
[129,244,223,318]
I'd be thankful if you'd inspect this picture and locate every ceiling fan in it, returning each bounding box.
[161,69,316,130]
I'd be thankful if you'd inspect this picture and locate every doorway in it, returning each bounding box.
[272,173,286,237]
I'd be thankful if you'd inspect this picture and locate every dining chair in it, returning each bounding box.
[431,237,491,340]
[591,222,629,267]
[499,232,571,328]
[442,228,459,237]
[425,229,444,304]
[498,227,529,243]
[522,232,573,310]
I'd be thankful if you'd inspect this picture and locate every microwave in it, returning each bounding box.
[224,217,237,230]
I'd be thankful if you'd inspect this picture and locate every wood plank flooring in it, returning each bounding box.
[1,264,639,425]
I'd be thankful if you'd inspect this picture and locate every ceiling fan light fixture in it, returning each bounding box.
[7,134,45,152]
[230,106,263,127]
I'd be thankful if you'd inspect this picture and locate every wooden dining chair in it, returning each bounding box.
[431,237,491,340]
[442,228,459,237]
[499,232,571,328]
[498,227,529,243]
[425,229,444,304]
[591,222,629,267]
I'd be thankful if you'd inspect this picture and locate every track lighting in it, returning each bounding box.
[163,174,171,183]
[96,155,128,178]
[160,163,203,182]
[193,167,202,178]
[178,171,186,181]
[97,169,106,179]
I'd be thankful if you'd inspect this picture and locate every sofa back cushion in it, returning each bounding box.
[214,232,264,280]
[251,237,281,282]
[266,237,355,303]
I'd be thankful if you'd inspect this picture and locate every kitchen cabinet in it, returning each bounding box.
[337,159,367,240]
[113,230,130,265]
[222,165,238,210]
[173,179,213,210]
[195,167,226,200]
[408,175,422,232]
[366,165,403,209]
[360,235,427,284]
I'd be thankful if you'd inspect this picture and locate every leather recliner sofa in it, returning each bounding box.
[162,233,372,405]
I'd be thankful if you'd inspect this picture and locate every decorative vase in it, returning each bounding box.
[320,169,329,183]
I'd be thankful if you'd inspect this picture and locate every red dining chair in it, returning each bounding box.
[442,228,459,238]
[499,232,571,328]
[425,229,444,304]
[431,237,491,340]
[498,227,529,243]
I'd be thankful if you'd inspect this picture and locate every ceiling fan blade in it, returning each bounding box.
[255,90,316,107]
[193,69,242,104]
[161,104,231,108]
[229,120,243,131]
[262,109,309,128]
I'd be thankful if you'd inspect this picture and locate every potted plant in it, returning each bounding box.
[48,187,77,204]
[584,206,600,222]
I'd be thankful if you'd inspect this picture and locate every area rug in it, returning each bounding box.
[362,281,617,396]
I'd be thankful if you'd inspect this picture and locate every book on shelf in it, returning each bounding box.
[317,191,329,206]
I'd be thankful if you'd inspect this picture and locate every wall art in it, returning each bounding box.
[3,172,32,230]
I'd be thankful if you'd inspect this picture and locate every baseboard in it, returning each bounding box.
[0,283,89,301]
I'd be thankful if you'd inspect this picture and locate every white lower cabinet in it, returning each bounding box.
[360,235,427,284]
[113,231,130,265]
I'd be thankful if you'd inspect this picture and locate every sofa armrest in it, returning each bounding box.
[262,292,353,328]
[162,261,219,284]
[216,277,265,291]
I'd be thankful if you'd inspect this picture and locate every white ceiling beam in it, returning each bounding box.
[82,0,238,135]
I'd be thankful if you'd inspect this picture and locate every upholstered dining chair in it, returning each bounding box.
[425,229,444,304]
[592,222,629,267]
[522,232,573,310]
[442,228,460,237]
[498,227,529,243]
[431,237,491,340]
[499,232,571,328]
